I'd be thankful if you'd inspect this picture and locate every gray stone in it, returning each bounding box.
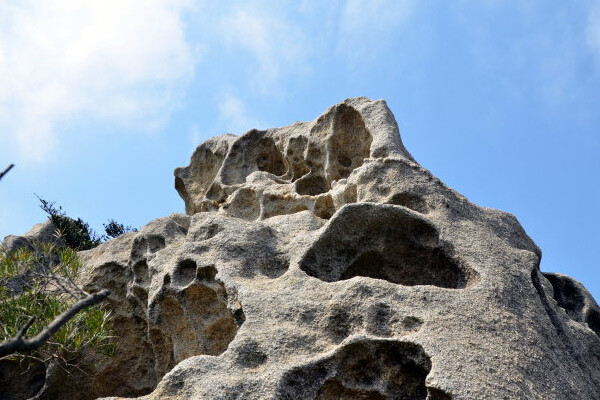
[26,98,600,399]
[1,220,63,253]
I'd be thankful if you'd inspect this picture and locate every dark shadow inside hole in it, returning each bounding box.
[196,265,218,281]
[338,168,352,179]
[299,205,473,289]
[256,138,286,176]
[338,155,352,168]
[542,272,600,336]
[174,259,197,286]
[133,260,150,286]
[295,175,329,196]
[428,387,453,400]
[278,340,451,400]
[388,192,428,214]
[341,249,465,289]
[586,308,600,336]
[318,379,386,400]
[543,273,586,318]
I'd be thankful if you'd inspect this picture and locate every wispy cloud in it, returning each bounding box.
[0,0,195,163]
[217,2,310,95]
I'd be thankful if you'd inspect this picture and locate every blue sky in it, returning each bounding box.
[1,1,598,300]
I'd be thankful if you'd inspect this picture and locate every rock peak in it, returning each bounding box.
[174,97,415,219]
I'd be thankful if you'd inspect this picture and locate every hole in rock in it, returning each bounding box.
[388,192,428,214]
[133,260,150,286]
[234,307,246,327]
[542,272,600,336]
[148,270,240,378]
[326,104,372,183]
[250,135,286,177]
[174,259,197,286]
[300,204,476,289]
[131,235,166,261]
[221,132,286,184]
[543,273,585,318]
[197,265,218,281]
[337,155,352,168]
[278,339,451,400]
[204,182,228,204]
[256,144,286,176]
[402,316,424,331]
[131,285,148,303]
[318,379,386,400]
[307,145,322,161]
[290,162,310,182]
[338,168,352,179]
[191,223,223,241]
[586,309,600,336]
[428,387,453,400]
[295,175,329,196]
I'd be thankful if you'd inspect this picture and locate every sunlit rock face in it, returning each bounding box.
[174,98,414,221]
[22,98,600,399]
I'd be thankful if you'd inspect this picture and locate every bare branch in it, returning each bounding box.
[0,289,110,358]
[0,164,14,181]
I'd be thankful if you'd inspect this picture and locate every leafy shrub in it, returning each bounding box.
[37,196,103,250]
[103,219,137,239]
[0,243,116,363]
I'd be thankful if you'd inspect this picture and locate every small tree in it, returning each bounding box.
[103,219,137,239]
[37,196,103,250]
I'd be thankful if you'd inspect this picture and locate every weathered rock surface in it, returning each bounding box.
[5,97,600,399]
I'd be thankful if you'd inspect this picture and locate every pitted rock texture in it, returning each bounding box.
[10,97,600,399]
[174,99,414,221]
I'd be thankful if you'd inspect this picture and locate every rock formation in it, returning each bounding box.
[3,97,600,399]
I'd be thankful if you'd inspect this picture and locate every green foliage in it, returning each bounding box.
[37,196,137,249]
[103,219,137,239]
[37,196,103,250]
[0,244,116,363]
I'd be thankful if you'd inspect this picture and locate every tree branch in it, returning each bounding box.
[0,289,110,358]
[0,164,14,181]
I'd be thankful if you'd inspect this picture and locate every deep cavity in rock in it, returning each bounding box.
[300,203,477,289]
[278,339,451,400]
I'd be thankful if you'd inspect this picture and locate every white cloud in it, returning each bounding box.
[217,3,309,95]
[0,0,195,163]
